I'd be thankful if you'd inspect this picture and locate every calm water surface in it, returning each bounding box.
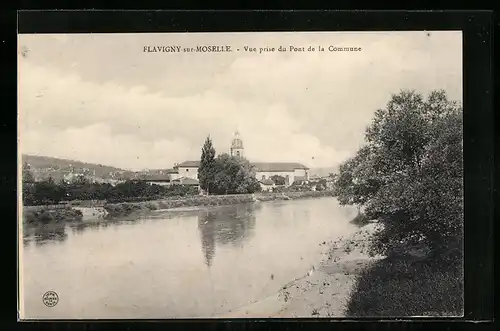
[21,197,358,319]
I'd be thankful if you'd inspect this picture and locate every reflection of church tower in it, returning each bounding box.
[230,131,244,158]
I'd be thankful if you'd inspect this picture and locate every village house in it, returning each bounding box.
[173,161,199,181]
[137,168,180,186]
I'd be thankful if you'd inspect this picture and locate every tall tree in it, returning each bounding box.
[199,136,216,194]
[211,154,260,195]
[21,162,35,205]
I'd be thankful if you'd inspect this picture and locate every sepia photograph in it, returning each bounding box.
[18,31,464,319]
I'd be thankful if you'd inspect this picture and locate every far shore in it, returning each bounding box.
[22,190,336,224]
[104,190,336,217]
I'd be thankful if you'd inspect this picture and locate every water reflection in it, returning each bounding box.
[198,203,258,268]
[24,220,113,246]
[70,221,105,235]
[21,198,360,319]
[24,225,68,246]
[198,212,216,267]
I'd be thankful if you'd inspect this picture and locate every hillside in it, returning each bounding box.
[21,154,339,183]
[21,154,134,181]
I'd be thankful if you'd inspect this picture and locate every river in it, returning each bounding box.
[20,197,359,319]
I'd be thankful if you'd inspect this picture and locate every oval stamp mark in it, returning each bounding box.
[42,291,59,307]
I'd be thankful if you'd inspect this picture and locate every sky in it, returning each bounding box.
[18,31,462,171]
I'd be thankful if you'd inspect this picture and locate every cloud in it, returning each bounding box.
[18,32,462,171]
[20,123,199,170]
[18,61,350,170]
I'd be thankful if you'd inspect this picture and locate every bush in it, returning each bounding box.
[23,207,83,225]
[145,202,158,211]
[22,179,199,206]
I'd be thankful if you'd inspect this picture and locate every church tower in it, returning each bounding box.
[230,131,244,158]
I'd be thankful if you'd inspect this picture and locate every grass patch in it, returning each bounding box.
[345,255,463,317]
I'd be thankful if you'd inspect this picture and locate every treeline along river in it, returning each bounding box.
[20,197,358,319]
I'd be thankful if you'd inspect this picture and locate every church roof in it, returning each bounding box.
[176,160,201,168]
[175,160,309,172]
[251,162,309,172]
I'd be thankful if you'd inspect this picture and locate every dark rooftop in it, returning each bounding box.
[175,160,309,172]
[251,162,309,172]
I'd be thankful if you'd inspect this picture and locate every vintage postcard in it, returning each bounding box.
[18,31,464,319]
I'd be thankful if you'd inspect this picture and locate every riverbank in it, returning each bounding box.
[23,206,83,225]
[219,219,463,318]
[104,190,335,217]
[217,222,384,318]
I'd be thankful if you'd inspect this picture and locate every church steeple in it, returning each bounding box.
[230,131,244,158]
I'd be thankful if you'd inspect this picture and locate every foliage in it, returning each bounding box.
[198,136,217,194]
[22,162,35,182]
[333,89,463,257]
[313,178,327,191]
[270,175,286,186]
[24,207,83,225]
[22,162,36,204]
[22,179,199,206]
[211,154,261,195]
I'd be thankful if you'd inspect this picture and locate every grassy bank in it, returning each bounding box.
[23,206,83,225]
[104,190,335,217]
[345,255,463,316]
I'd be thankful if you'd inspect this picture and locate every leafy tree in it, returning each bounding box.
[270,175,286,186]
[199,136,217,194]
[211,154,261,194]
[32,179,65,205]
[21,162,36,205]
[334,89,463,258]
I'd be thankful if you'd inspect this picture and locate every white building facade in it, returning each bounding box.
[173,161,199,180]
[174,132,309,185]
